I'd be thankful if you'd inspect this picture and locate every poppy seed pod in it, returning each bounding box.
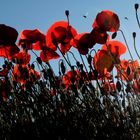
[36,57,42,64]
[76,61,80,67]
[93,69,98,78]
[60,61,66,74]
[133,32,136,38]
[135,3,139,10]
[65,10,69,17]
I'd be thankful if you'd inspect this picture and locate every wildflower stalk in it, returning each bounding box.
[79,53,88,72]
[135,4,140,29]
[65,10,70,25]
[133,32,140,60]
[66,52,72,66]
[68,51,79,62]
[119,29,133,60]
[55,44,72,68]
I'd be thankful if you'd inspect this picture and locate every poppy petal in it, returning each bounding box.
[40,50,60,62]
[13,51,31,65]
[19,29,45,47]
[93,50,114,74]
[90,28,108,44]
[0,45,20,60]
[92,10,120,32]
[0,24,18,45]
[101,40,126,56]
[46,21,77,53]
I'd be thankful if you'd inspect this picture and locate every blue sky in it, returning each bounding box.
[0,0,139,32]
[0,0,140,74]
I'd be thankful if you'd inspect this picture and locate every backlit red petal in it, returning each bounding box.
[19,29,45,44]
[40,50,60,62]
[93,50,114,74]
[0,24,18,45]
[13,51,31,65]
[0,45,20,59]
[101,40,126,56]
[46,21,77,52]
[90,28,108,44]
[92,10,120,32]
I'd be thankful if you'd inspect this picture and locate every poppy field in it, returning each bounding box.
[1,3,140,140]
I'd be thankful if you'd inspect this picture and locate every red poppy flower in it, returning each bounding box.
[0,24,18,45]
[12,64,41,84]
[92,10,120,32]
[120,60,139,71]
[132,79,140,93]
[18,29,45,49]
[46,21,77,54]
[93,50,114,75]
[0,68,9,77]
[62,70,80,89]
[40,49,60,62]
[28,67,41,82]
[12,64,29,84]
[102,82,116,94]
[71,32,95,55]
[117,60,140,81]
[90,28,109,44]
[0,25,19,59]
[98,71,112,80]
[101,40,126,57]
[13,51,31,65]
[0,45,20,60]
[32,41,47,50]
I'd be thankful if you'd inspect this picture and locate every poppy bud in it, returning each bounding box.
[2,64,6,69]
[31,63,35,69]
[18,65,23,73]
[71,84,78,97]
[7,62,12,70]
[133,32,136,38]
[47,68,53,78]
[135,3,139,10]
[87,55,92,64]
[88,71,93,79]
[43,71,48,80]
[79,64,83,71]
[60,61,66,74]
[93,69,98,78]
[28,64,31,68]
[71,66,74,71]
[65,10,69,17]
[76,61,80,67]
[4,60,8,65]
[36,57,42,64]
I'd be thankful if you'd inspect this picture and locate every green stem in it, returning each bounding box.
[79,53,88,72]
[119,29,134,60]
[133,33,140,60]
[135,9,140,29]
